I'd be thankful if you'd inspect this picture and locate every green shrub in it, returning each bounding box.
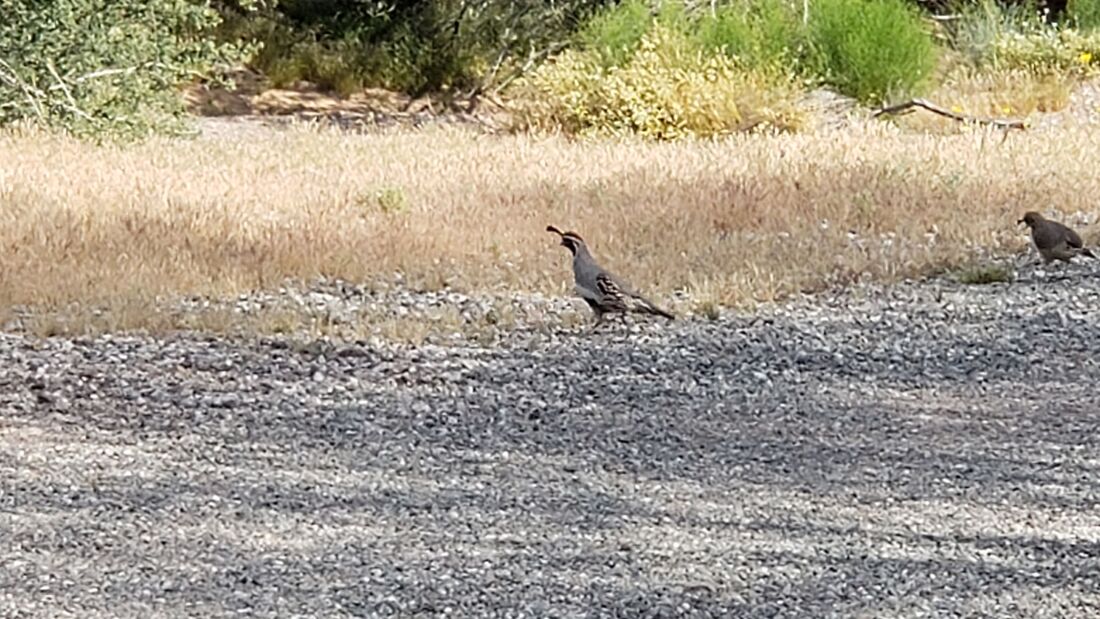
[511,25,805,140]
[577,0,655,67]
[807,0,938,103]
[654,0,693,36]
[0,0,250,139]
[219,12,359,93]
[1069,0,1100,30]
[695,0,805,71]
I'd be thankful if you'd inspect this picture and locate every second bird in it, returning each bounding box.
[1018,211,1096,264]
[547,225,674,324]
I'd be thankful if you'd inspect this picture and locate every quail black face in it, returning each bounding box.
[559,233,584,255]
[546,225,585,255]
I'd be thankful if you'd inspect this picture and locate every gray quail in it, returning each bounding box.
[547,225,674,324]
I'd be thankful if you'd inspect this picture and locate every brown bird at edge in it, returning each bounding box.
[1018,211,1096,264]
[546,225,674,325]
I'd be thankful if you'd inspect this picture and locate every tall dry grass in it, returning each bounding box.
[1,119,1098,334]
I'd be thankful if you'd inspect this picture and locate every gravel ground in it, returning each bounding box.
[3,258,1100,618]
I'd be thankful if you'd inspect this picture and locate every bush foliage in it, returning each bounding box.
[0,0,248,139]
[514,0,940,136]
[1069,0,1100,30]
[577,0,655,68]
[695,0,805,71]
[3,0,1098,140]
[571,0,938,105]
[807,0,939,103]
[943,0,1100,74]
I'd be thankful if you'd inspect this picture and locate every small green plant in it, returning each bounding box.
[374,187,409,214]
[260,35,370,95]
[954,262,1012,285]
[695,299,722,321]
[807,0,938,103]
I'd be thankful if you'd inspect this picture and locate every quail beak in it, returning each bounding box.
[1016,218,1025,226]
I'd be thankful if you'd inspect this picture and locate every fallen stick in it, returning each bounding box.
[873,98,1026,130]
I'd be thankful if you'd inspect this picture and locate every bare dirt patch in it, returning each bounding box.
[183,70,509,133]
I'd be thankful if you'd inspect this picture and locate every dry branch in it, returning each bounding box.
[873,98,1026,130]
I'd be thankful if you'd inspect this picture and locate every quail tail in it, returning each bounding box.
[635,296,675,320]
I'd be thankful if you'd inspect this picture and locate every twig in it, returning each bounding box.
[483,36,512,88]
[0,58,138,125]
[462,3,534,102]
[490,41,569,96]
[46,59,93,121]
[0,58,47,121]
[873,98,1026,130]
[72,66,139,82]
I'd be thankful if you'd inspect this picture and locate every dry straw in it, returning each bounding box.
[1,119,1096,334]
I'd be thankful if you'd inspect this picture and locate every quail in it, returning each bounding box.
[547,225,674,323]
[1018,211,1096,264]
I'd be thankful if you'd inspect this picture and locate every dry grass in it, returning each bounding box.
[2,118,1099,336]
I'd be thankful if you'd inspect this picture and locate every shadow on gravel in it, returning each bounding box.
[4,316,1100,616]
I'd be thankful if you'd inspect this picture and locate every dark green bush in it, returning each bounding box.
[220,0,608,95]
[0,0,250,139]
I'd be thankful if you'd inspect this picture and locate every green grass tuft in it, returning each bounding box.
[954,263,1013,285]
